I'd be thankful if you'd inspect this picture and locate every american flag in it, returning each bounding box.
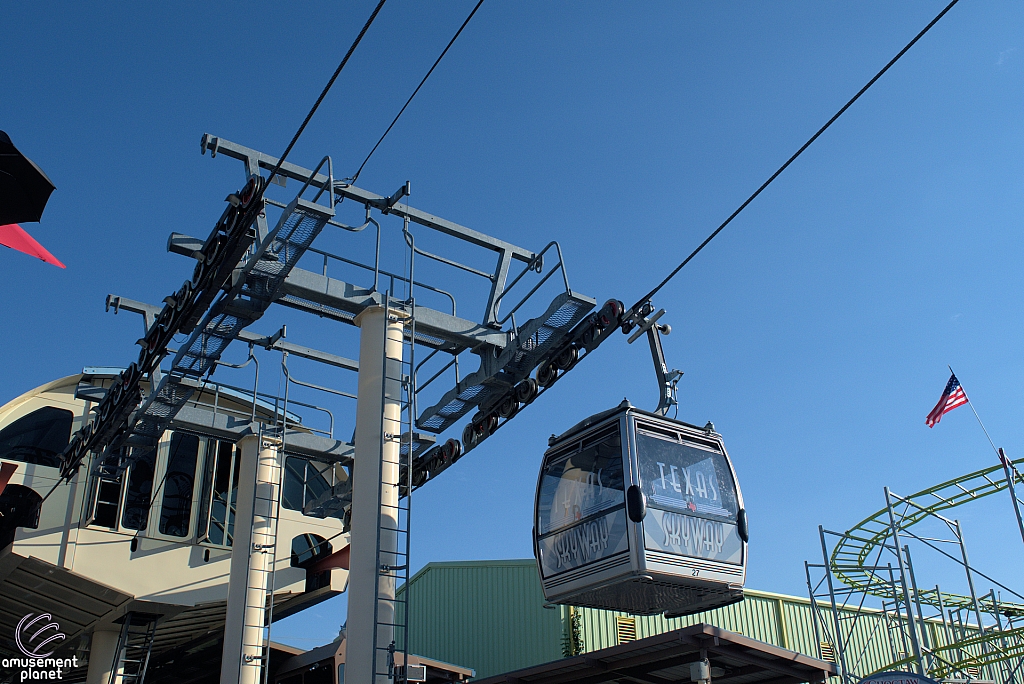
[926,373,968,428]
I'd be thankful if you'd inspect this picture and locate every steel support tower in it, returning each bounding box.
[56,133,614,684]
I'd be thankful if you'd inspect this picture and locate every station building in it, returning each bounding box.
[0,370,351,683]
[401,559,994,681]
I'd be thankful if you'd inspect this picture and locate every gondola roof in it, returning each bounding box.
[548,399,713,447]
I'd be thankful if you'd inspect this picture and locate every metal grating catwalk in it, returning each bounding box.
[416,291,595,434]
[128,196,335,454]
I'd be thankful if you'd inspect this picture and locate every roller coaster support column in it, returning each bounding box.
[347,304,406,684]
[954,520,988,646]
[818,527,852,684]
[998,448,1024,547]
[884,487,925,675]
[935,585,953,651]
[903,546,933,669]
[803,562,825,664]
[986,590,1018,684]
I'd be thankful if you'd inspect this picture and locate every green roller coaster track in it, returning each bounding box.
[828,457,1024,678]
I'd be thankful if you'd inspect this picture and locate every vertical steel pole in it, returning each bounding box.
[904,545,933,673]
[805,561,825,661]
[884,488,925,675]
[819,526,851,683]
[1002,599,1024,684]
[950,609,967,647]
[988,590,1015,684]
[347,304,406,684]
[882,599,906,665]
[998,449,1024,547]
[955,520,987,638]
[936,586,953,654]
[887,565,911,662]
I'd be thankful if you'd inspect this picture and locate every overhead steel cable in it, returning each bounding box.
[345,0,486,184]
[264,0,389,189]
[40,1,390,505]
[629,0,961,316]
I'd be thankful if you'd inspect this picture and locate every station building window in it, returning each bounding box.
[197,440,239,546]
[122,448,156,531]
[291,533,334,592]
[85,451,124,529]
[290,533,332,568]
[159,432,200,537]
[282,456,347,519]
[85,431,346,544]
[105,431,232,541]
[92,478,123,528]
[0,406,73,468]
[0,484,42,549]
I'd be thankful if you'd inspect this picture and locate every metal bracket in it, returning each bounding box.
[382,181,411,214]
[627,304,682,416]
[254,325,286,349]
[105,295,164,385]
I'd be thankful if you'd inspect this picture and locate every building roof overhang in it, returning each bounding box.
[473,623,837,684]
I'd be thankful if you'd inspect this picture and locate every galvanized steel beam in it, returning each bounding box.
[170,405,353,465]
[107,293,359,372]
[200,134,535,263]
[279,266,508,352]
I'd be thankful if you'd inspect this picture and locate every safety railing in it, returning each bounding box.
[493,240,571,328]
[185,376,334,440]
[279,351,357,440]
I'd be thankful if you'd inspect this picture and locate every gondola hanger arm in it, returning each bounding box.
[627,304,682,416]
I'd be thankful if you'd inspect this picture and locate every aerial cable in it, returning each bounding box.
[629,0,961,317]
[41,3,391,504]
[264,0,389,189]
[345,0,486,184]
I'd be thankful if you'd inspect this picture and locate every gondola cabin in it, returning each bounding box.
[533,401,747,616]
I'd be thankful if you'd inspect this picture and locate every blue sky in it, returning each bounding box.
[3,1,1023,649]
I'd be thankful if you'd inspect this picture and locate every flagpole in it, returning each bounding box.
[949,366,1024,546]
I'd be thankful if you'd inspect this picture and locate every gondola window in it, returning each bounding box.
[636,430,742,564]
[535,427,629,577]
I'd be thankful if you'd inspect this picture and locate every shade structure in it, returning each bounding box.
[0,130,56,225]
[472,623,837,684]
[0,224,65,268]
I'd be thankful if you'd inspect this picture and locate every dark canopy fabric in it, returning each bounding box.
[0,130,56,225]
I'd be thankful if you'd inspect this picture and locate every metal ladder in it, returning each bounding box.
[369,293,417,683]
[109,612,158,684]
[238,429,283,684]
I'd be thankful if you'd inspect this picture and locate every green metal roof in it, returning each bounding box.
[400,560,566,679]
